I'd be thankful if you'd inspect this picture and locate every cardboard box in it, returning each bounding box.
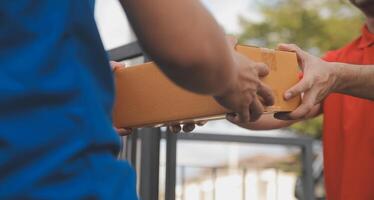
[113,45,301,128]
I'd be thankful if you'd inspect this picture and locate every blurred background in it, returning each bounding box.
[94,0,364,199]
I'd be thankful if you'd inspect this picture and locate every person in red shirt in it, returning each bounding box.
[228,1,374,199]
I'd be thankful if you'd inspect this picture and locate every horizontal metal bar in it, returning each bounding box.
[108,41,143,61]
[161,132,313,147]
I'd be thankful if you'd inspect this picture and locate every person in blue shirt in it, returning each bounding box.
[0,0,273,199]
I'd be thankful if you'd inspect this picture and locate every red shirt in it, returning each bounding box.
[323,25,374,200]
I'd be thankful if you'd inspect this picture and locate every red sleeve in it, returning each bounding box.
[322,50,339,62]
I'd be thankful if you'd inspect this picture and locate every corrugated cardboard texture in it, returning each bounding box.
[113,45,301,128]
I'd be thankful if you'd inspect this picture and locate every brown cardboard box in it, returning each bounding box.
[113,45,301,128]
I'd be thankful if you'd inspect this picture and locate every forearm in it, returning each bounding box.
[120,0,236,95]
[334,63,374,100]
[237,104,322,130]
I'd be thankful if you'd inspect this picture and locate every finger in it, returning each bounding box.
[257,83,275,106]
[255,62,270,77]
[249,98,264,122]
[238,104,251,123]
[110,61,125,71]
[196,121,207,126]
[182,123,196,133]
[287,91,317,120]
[116,128,133,136]
[226,35,238,48]
[226,113,240,124]
[277,43,304,55]
[168,125,182,134]
[275,90,316,120]
[284,78,312,100]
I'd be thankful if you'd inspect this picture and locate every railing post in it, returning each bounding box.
[301,142,315,200]
[139,128,161,200]
[165,131,177,200]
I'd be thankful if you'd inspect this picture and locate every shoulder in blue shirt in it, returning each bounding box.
[0,1,137,199]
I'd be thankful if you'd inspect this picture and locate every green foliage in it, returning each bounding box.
[289,116,324,139]
[239,0,364,54]
[238,0,364,138]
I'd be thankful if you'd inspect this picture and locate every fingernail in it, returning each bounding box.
[274,112,292,120]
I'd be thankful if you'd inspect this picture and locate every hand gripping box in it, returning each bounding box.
[113,45,301,128]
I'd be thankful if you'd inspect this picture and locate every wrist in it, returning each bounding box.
[215,69,238,98]
[330,62,351,93]
[215,52,240,97]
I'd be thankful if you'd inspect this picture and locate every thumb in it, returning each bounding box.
[284,78,311,100]
[277,43,307,69]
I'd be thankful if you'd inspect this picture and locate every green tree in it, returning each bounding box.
[238,0,364,138]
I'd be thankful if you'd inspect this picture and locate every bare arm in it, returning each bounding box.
[120,1,276,123]
[227,104,322,130]
[120,0,236,95]
[334,63,374,100]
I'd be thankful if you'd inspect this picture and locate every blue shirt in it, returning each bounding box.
[0,1,137,199]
